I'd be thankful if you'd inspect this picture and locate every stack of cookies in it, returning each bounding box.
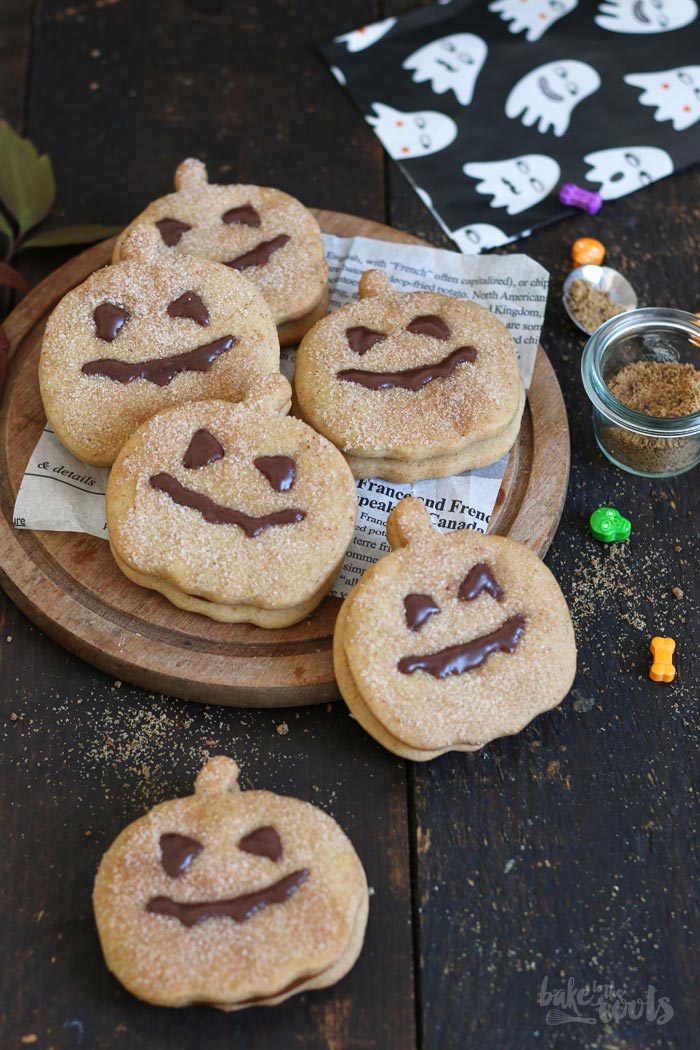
[294,268,525,482]
[94,756,369,1010]
[35,161,576,1011]
[39,162,355,628]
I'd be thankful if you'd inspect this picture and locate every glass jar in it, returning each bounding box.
[581,308,700,477]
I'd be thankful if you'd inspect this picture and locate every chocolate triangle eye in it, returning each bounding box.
[404,593,441,631]
[254,455,296,492]
[346,326,387,355]
[167,291,210,327]
[155,218,192,246]
[405,315,451,340]
[459,563,503,602]
[159,833,203,878]
[239,826,283,862]
[222,204,261,228]
[93,302,129,342]
[183,429,224,469]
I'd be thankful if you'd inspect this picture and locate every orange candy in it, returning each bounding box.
[571,238,606,267]
[649,636,676,683]
[692,314,700,348]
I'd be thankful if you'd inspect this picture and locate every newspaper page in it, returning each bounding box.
[13,232,548,598]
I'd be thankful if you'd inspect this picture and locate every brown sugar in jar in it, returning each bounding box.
[603,361,700,474]
[607,361,700,417]
[581,309,700,477]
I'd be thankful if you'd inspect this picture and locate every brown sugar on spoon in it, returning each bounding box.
[568,278,626,331]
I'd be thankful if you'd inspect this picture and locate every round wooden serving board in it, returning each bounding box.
[0,211,570,708]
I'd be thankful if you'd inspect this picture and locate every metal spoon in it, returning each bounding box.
[563,264,638,336]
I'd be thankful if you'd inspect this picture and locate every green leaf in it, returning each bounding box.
[0,261,30,294]
[22,223,122,249]
[0,122,55,235]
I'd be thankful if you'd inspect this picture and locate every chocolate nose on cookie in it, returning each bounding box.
[649,636,676,683]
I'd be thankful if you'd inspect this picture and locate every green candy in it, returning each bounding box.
[590,506,631,543]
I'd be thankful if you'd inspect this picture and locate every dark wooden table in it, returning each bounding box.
[1,3,698,1048]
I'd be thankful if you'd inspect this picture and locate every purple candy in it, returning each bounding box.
[559,183,603,215]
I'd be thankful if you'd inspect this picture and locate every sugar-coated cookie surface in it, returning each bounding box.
[334,498,576,760]
[106,375,357,627]
[114,159,329,343]
[294,269,525,482]
[93,756,369,1010]
[39,224,280,466]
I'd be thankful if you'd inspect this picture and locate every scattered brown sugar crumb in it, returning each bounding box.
[568,278,626,331]
[608,361,700,417]
[672,586,684,600]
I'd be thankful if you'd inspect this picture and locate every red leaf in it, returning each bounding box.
[0,261,30,294]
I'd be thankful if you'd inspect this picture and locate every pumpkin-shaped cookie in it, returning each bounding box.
[106,374,357,627]
[114,159,329,345]
[294,269,525,482]
[334,498,576,760]
[93,755,369,1010]
[39,224,280,466]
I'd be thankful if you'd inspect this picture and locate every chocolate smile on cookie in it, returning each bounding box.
[226,233,291,271]
[146,869,309,928]
[106,375,357,627]
[397,614,526,678]
[93,756,369,1010]
[337,345,477,391]
[113,158,328,343]
[81,335,235,386]
[39,223,280,466]
[295,268,525,482]
[333,497,576,760]
[148,471,306,537]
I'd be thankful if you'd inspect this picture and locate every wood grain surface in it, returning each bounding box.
[0,217,568,707]
[0,1,698,1048]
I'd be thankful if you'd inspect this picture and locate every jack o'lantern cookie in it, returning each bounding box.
[93,755,369,1010]
[113,159,329,345]
[294,269,525,482]
[39,223,280,466]
[106,374,357,627]
[334,498,576,760]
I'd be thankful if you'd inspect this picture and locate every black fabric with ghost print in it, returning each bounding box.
[321,0,700,252]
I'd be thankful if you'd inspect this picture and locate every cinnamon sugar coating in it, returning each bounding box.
[93,756,369,1009]
[334,498,576,759]
[114,159,328,337]
[106,378,357,627]
[39,224,280,466]
[294,269,524,481]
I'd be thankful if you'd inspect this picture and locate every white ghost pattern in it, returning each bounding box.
[584,147,674,198]
[450,224,512,253]
[505,60,601,136]
[367,103,458,160]
[414,187,434,210]
[335,17,397,52]
[403,34,488,106]
[595,0,698,32]
[463,155,561,215]
[489,0,579,42]
[625,67,700,130]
